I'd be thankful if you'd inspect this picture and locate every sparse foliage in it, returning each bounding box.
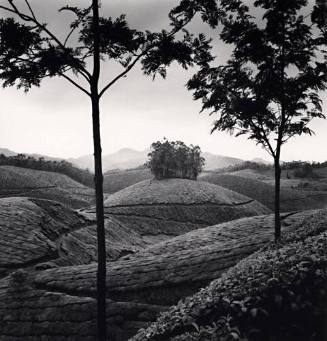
[146,139,205,180]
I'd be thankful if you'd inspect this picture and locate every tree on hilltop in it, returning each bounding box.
[146,139,205,180]
[188,0,327,241]
[0,0,220,338]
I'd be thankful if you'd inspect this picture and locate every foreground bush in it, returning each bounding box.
[132,212,327,341]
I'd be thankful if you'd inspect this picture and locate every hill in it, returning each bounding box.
[69,148,149,171]
[0,147,64,161]
[0,166,94,208]
[0,147,16,157]
[202,152,243,170]
[94,178,271,238]
[0,197,89,278]
[200,173,327,211]
[0,197,157,280]
[251,157,272,164]
[103,167,152,193]
[1,209,325,340]
[132,210,327,341]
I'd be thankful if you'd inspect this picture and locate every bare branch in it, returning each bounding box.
[99,52,145,98]
[64,26,78,47]
[62,5,92,47]
[24,0,36,21]
[248,120,276,158]
[58,72,91,97]
[0,4,16,15]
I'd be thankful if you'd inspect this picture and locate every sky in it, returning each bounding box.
[0,0,326,162]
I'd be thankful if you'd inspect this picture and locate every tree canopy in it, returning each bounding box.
[187,0,327,240]
[0,1,221,338]
[146,139,205,180]
[0,1,219,93]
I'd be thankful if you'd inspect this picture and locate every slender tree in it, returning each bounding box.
[188,0,327,241]
[0,0,219,339]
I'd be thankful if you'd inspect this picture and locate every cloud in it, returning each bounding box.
[0,0,326,161]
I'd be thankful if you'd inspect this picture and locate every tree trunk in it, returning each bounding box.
[91,94,107,341]
[274,155,282,242]
[91,1,107,340]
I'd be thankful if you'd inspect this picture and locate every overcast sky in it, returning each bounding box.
[0,0,326,161]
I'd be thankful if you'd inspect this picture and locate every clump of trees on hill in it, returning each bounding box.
[146,139,205,180]
[217,161,273,174]
[217,160,327,179]
[0,154,94,187]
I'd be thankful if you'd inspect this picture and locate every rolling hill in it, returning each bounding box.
[1,209,325,340]
[0,169,270,270]
[91,178,271,239]
[200,173,327,211]
[0,165,94,208]
[132,209,327,341]
[103,167,152,194]
[0,197,159,280]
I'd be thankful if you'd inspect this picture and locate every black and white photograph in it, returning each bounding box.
[0,1,327,340]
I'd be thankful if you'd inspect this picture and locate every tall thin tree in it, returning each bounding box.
[187,0,327,241]
[0,0,219,338]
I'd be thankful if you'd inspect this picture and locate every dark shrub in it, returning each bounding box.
[146,139,205,180]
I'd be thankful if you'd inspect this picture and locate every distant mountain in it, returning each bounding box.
[0,148,63,162]
[251,157,272,165]
[69,148,150,172]
[0,148,17,157]
[70,148,244,172]
[202,152,244,170]
[0,146,260,172]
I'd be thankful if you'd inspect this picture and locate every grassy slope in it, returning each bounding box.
[0,197,89,277]
[103,168,151,194]
[228,166,327,188]
[100,178,271,237]
[200,173,327,211]
[0,165,95,208]
[0,197,154,279]
[105,178,269,206]
[1,210,325,341]
[132,210,327,341]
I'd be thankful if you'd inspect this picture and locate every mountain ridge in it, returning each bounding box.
[70,148,244,171]
[1,146,272,172]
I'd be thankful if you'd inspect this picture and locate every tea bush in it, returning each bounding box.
[132,212,327,341]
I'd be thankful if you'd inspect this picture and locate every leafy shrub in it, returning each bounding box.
[146,139,205,180]
[132,212,327,341]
